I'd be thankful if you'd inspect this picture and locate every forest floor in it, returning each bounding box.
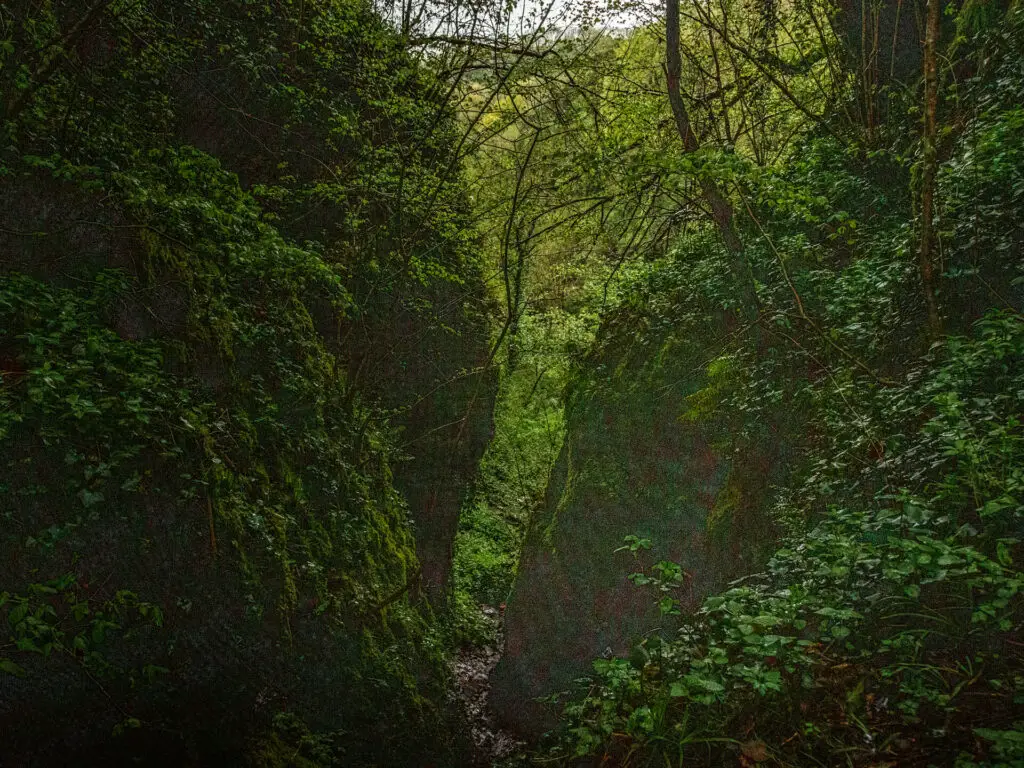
[451,605,526,766]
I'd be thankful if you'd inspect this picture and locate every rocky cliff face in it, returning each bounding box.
[492,299,788,736]
[168,3,498,604]
[344,276,497,602]
[0,0,493,762]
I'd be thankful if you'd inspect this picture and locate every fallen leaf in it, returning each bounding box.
[741,739,769,762]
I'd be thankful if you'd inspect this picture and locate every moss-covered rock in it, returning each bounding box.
[492,270,789,736]
[0,0,493,762]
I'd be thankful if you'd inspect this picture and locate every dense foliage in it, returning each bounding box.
[557,311,1024,764]
[0,0,491,763]
[526,6,1024,766]
[3,0,1024,763]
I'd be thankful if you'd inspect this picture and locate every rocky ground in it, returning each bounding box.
[452,606,527,767]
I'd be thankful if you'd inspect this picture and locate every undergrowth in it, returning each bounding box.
[544,9,1024,766]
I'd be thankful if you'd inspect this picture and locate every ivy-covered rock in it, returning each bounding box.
[492,259,789,736]
[498,9,1024,761]
[0,0,493,763]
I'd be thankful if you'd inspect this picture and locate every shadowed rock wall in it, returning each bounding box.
[492,305,788,736]
[0,0,494,762]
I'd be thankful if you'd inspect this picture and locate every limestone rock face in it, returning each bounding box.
[172,50,497,608]
[0,1,493,762]
[168,31,497,606]
[342,278,497,603]
[492,308,785,736]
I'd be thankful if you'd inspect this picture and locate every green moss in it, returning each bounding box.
[679,355,738,424]
[706,472,741,539]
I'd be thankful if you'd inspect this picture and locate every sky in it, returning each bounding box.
[376,0,655,39]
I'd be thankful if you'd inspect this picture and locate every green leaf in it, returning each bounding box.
[8,603,28,626]
[0,658,27,677]
[996,539,1014,566]
[685,674,725,693]
[78,489,104,508]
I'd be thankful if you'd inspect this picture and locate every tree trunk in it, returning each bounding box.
[665,0,755,313]
[919,0,943,336]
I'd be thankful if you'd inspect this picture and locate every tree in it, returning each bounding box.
[918,0,944,336]
[665,0,756,315]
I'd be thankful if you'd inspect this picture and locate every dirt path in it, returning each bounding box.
[452,605,525,766]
